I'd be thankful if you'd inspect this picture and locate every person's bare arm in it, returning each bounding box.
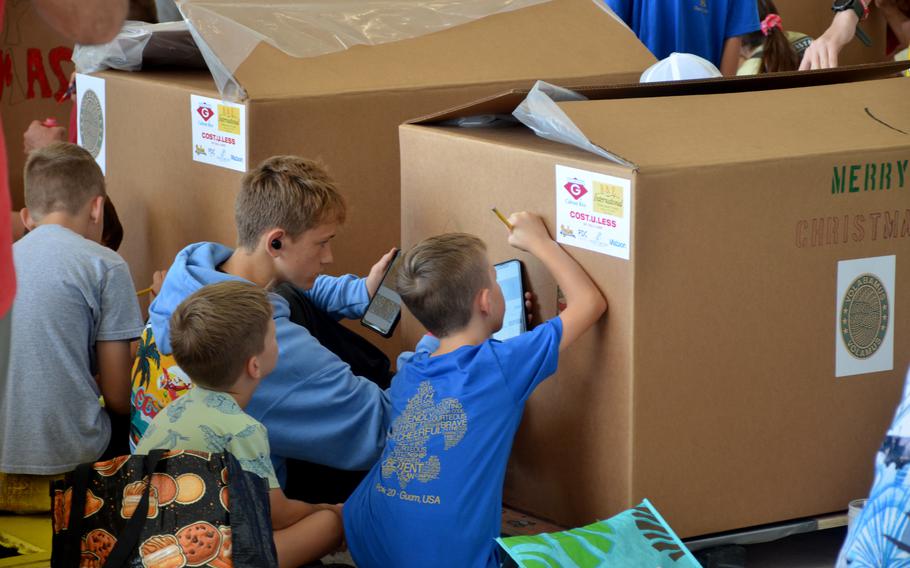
[96,340,133,415]
[32,0,128,44]
[720,36,744,76]
[507,212,606,351]
[800,9,859,70]
[269,488,340,530]
[270,490,343,568]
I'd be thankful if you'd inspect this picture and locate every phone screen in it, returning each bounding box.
[493,259,526,341]
[361,251,403,337]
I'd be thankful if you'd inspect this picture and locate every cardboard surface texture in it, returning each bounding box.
[0,0,74,209]
[98,0,655,356]
[399,76,910,537]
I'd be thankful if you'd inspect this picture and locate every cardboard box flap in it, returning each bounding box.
[558,77,910,170]
[414,60,910,124]
[179,0,654,100]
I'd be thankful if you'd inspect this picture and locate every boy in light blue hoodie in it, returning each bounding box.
[130,156,432,500]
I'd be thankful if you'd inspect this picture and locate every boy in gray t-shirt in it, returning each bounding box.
[0,143,142,512]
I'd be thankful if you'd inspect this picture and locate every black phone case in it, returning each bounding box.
[360,250,402,338]
[361,310,401,339]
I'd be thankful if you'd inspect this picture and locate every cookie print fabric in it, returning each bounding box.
[50,450,277,568]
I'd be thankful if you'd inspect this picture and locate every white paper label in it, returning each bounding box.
[835,255,896,378]
[555,165,631,260]
[76,74,106,174]
[190,94,247,172]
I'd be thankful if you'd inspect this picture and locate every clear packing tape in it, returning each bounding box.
[512,80,635,168]
[176,0,552,101]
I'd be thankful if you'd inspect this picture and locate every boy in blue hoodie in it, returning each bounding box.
[130,156,427,499]
[344,212,607,568]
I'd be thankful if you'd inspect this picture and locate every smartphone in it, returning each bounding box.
[361,250,403,338]
[493,259,527,341]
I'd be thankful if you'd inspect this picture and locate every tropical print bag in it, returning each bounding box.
[131,324,189,449]
[50,449,277,568]
[497,499,699,568]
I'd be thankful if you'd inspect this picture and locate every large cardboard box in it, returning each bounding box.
[1,0,73,209]
[399,74,910,537]
[93,0,654,352]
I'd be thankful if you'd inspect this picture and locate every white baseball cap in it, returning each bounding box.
[640,52,722,83]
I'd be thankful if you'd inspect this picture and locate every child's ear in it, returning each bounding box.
[89,195,105,225]
[246,354,263,381]
[477,287,492,316]
[19,208,36,231]
[264,228,285,257]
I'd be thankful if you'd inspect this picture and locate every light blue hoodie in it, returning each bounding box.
[149,242,396,483]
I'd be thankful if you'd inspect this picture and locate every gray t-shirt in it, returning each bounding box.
[0,225,143,474]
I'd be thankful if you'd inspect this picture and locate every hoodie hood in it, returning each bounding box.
[149,242,242,354]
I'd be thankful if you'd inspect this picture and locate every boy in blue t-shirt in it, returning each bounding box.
[606,0,760,75]
[344,212,607,568]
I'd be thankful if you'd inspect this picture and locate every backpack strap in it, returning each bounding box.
[61,461,93,567]
[103,449,167,567]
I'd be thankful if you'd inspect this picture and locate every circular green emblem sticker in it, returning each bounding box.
[841,273,889,360]
[79,89,103,159]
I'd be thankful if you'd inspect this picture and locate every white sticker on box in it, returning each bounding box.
[76,74,106,174]
[555,165,631,260]
[190,94,247,172]
[835,255,895,378]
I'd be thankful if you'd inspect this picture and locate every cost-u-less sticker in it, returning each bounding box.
[190,94,247,172]
[555,165,632,260]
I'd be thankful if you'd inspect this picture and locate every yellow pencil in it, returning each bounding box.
[491,207,513,231]
[136,286,154,297]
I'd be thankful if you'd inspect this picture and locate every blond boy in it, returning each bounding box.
[0,143,142,511]
[136,281,343,567]
[131,155,422,504]
[344,212,607,568]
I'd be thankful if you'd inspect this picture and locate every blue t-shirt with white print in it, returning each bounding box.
[605,0,759,67]
[344,317,563,568]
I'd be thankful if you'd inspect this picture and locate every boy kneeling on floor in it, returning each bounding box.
[136,281,343,567]
[343,212,607,568]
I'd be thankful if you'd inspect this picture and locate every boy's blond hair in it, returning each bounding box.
[235,156,347,249]
[397,233,490,338]
[170,281,273,390]
[23,143,105,219]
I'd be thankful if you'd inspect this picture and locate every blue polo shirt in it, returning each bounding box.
[606,0,760,66]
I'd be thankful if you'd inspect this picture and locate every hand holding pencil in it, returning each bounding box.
[491,207,513,231]
[137,269,168,297]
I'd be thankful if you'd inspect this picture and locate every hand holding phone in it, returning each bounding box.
[361,250,402,338]
[366,248,398,298]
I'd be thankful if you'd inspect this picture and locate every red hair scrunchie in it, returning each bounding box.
[761,13,783,36]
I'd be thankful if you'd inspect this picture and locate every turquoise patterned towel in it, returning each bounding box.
[497,499,700,567]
